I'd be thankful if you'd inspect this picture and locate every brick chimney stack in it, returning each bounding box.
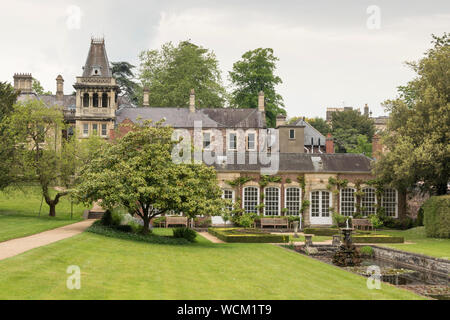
[189,88,195,113]
[13,73,33,93]
[276,114,286,127]
[143,86,149,107]
[364,103,369,116]
[56,75,64,100]
[258,91,265,112]
[326,133,334,154]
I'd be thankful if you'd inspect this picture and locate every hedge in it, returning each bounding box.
[423,195,450,239]
[304,228,340,236]
[208,228,289,243]
[352,235,404,243]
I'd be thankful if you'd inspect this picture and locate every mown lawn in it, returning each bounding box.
[376,227,450,259]
[0,186,89,242]
[0,230,422,300]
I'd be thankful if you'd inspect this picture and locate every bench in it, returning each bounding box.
[165,216,188,228]
[260,218,289,229]
[352,218,373,231]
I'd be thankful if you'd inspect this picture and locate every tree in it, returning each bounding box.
[229,48,286,127]
[76,120,224,234]
[347,134,372,157]
[288,117,331,136]
[32,78,52,95]
[374,33,450,195]
[331,109,375,153]
[0,82,19,189]
[3,99,78,216]
[111,61,139,104]
[138,41,226,108]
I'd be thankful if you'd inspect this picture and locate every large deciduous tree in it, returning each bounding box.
[76,120,224,234]
[32,78,52,95]
[4,99,79,216]
[331,109,375,153]
[229,48,286,127]
[138,41,226,108]
[111,61,139,104]
[374,33,450,195]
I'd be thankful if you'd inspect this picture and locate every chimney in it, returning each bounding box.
[258,91,264,112]
[276,114,286,127]
[326,133,334,154]
[56,75,64,100]
[364,103,369,116]
[143,86,149,107]
[13,73,33,93]
[189,88,195,113]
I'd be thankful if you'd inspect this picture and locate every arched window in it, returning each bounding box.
[285,187,301,216]
[382,189,398,217]
[362,187,376,216]
[264,187,280,216]
[83,93,89,108]
[340,188,355,216]
[102,93,108,108]
[93,93,99,107]
[243,186,259,214]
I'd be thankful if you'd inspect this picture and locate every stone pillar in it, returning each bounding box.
[258,91,264,112]
[89,92,93,108]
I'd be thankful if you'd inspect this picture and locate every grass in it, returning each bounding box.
[376,227,450,259]
[0,185,89,242]
[0,230,422,299]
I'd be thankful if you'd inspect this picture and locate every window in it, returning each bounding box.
[101,124,107,136]
[311,191,331,217]
[264,187,280,216]
[289,129,295,139]
[247,133,255,150]
[82,123,89,136]
[83,93,89,108]
[93,93,99,107]
[362,187,376,216]
[222,189,234,211]
[340,188,355,216]
[102,93,108,108]
[243,186,259,214]
[92,124,98,135]
[203,132,211,149]
[382,189,398,217]
[229,132,237,150]
[285,187,301,215]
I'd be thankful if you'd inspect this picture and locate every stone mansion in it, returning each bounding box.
[13,38,406,226]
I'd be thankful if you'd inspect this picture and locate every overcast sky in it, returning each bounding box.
[1,0,449,118]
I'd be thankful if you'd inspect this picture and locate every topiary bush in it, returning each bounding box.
[423,195,450,239]
[100,210,113,226]
[173,227,197,242]
[415,207,424,227]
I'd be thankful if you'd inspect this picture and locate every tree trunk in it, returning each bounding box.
[142,216,150,235]
[436,182,448,196]
[49,203,56,217]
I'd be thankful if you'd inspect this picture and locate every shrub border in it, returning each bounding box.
[208,228,289,243]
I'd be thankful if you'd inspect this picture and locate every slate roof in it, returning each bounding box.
[212,153,372,173]
[295,119,326,146]
[116,107,266,128]
[82,39,112,77]
[17,93,76,110]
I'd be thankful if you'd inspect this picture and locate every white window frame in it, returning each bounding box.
[247,132,256,151]
[228,132,237,150]
[82,123,89,137]
[285,187,301,216]
[203,132,211,150]
[361,187,377,216]
[382,188,398,218]
[101,124,108,137]
[310,190,332,218]
[222,189,235,211]
[289,129,295,139]
[340,188,356,217]
[243,186,259,214]
[264,187,280,216]
[92,123,98,135]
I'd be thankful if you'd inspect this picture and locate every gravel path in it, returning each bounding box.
[0,220,95,261]
[198,231,224,243]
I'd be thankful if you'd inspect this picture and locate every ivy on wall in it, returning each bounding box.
[226,176,253,187]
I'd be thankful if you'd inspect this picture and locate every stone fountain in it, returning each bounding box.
[332,219,361,267]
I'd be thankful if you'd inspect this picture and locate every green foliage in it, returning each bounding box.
[138,41,226,108]
[347,134,372,157]
[258,174,282,187]
[374,33,450,195]
[208,228,289,243]
[416,207,424,227]
[111,61,139,104]
[173,227,197,242]
[306,118,331,136]
[32,78,52,95]
[332,214,351,228]
[232,212,257,228]
[369,214,384,230]
[359,246,375,257]
[76,120,223,234]
[327,177,348,191]
[226,176,253,187]
[229,48,286,127]
[423,195,450,238]
[330,110,375,153]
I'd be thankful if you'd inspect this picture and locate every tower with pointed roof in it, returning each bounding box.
[74,38,119,138]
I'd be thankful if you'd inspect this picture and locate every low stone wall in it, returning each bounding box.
[371,245,450,278]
